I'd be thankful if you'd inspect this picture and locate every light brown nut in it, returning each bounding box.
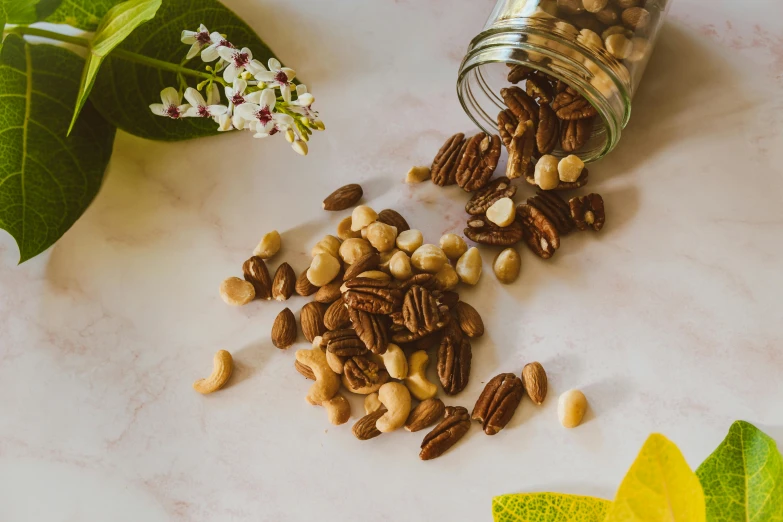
[558,389,588,428]
[377,209,410,233]
[569,193,606,232]
[396,229,423,255]
[295,345,341,405]
[323,183,363,211]
[366,222,398,253]
[193,350,233,394]
[322,394,351,425]
[351,205,378,231]
[464,215,524,246]
[307,253,341,287]
[431,133,466,186]
[323,299,350,330]
[272,262,296,301]
[272,308,297,349]
[311,235,342,258]
[456,133,502,192]
[419,406,471,460]
[404,350,438,400]
[605,33,633,59]
[344,355,383,390]
[352,407,387,440]
[627,36,650,62]
[505,119,535,180]
[434,264,459,291]
[522,362,548,405]
[253,230,281,259]
[406,166,431,183]
[486,197,516,227]
[300,302,327,343]
[405,398,446,432]
[314,280,343,304]
[389,251,413,281]
[582,0,608,12]
[621,6,650,29]
[493,248,521,284]
[379,343,407,379]
[439,233,468,260]
[295,359,316,380]
[614,0,640,8]
[343,251,380,281]
[411,244,448,274]
[342,278,403,315]
[534,155,560,191]
[602,24,632,40]
[295,268,319,296]
[577,28,604,50]
[455,247,482,286]
[376,382,412,433]
[455,301,484,338]
[595,4,620,24]
[471,373,524,435]
[326,351,345,374]
[242,256,272,300]
[364,392,383,414]
[357,270,391,282]
[558,154,585,183]
[557,0,584,15]
[337,216,361,240]
[338,238,374,265]
[220,277,255,306]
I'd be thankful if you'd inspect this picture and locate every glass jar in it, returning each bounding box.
[457,0,671,162]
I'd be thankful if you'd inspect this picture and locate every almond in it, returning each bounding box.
[324,299,351,330]
[352,407,387,440]
[455,301,484,338]
[242,256,272,300]
[404,398,446,432]
[295,268,318,296]
[294,360,315,380]
[314,280,343,303]
[323,183,363,211]
[272,308,297,349]
[343,252,380,281]
[300,302,327,342]
[377,208,410,233]
[271,262,296,301]
[522,362,548,405]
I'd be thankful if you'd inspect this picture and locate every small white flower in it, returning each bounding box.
[149,87,191,119]
[284,83,317,120]
[201,32,233,62]
[181,24,212,60]
[235,88,294,137]
[253,58,295,89]
[217,47,266,83]
[183,84,228,118]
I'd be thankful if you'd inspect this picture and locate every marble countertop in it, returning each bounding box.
[1,0,782,520]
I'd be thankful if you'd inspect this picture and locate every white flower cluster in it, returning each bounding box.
[149,24,323,155]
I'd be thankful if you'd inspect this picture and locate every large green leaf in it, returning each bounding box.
[45,0,120,30]
[492,493,610,522]
[696,421,783,522]
[3,0,62,23]
[0,35,116,262]
[88,0,281,141]
[68,0,161,134]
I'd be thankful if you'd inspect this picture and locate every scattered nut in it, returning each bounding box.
[522,362,548,405]
[558,154,585,183]
[602,24,631,40]
[605,33,633,59]
[411,244,449,274]
[419,406,471,460]
[342,371,390,394]
[406,166,431,183]
[365,222,398,252]
[404,350,438,400]
[311,235,342,258]
[439,233,468,260]
[323,183,363,211]
[380,343,408,379]
[621,6,650,29]
[307,253,341,287]
[614,0,640,8]
[343,251,380,281]
[295,345,341,405]
[377,209,410,233]
[472,373,524,435]
[295,359,315,380]
[272,307,297,349]
[558,388,588,428]
[337,216,361,240]
[352,407,387,440]
[272,262,296,301]
[405,398,446,432]
[493,248,521,284]
[389,250,413,281]
[326,350,345,374]
[295,268,319,296]
[396,229,424,255]
[193,350,233,394]
[322,393,351,425]
[300,301,327,342]
[577,28,603,50]
[253,230,281,259]
[356,270,391,282]
[376,382,412,433]
[534,155,560,190]
[455,301,484,338]
[351,205,378,231]
[242,256,272,300]
[486,197,516,227]
[338,238,374,265]
[582,0,608,12]
[314,279,343,303]
[595,5,620,24]
[364,392,383,414]
[378,248,400,274]
[455,247,482,285]
[434,264,459,291]
[219,277,255,306]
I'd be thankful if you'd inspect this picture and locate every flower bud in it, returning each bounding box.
[313,120,326,131]
[292,140,308,156]
[298,93,315,106]
[285,129,295,143]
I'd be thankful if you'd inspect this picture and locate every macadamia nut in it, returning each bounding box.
[396,229,423,255]
[605,33,632,59]
[311,235,341,258]
[493,248,521,284]
[337,216,361,240]
[582,0,608,12]
[485,197,516,227]
[558,389,588,428]
[378,248,400,274]
[307,253,341,287]
[389,251,413,281]
[220,277,255,305]
[405,166,430,184]
[558,155,585,183]
[365,222,397,252]
[534,155,560,190]
[434,264,459,291]
[411,244,448,273]
[455,247,482,285]
[339,238,373,265]
[253,230,281,259]
[439,234,468,260]
[351,205,378,231]
[577,28,603,50]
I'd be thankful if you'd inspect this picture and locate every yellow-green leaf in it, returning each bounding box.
[492,493,610,522]
[696,420,783,522]
[605,433,706,522]
[67,0,161,134]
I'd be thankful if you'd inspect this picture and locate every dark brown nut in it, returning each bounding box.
[272,308,297,349]
[506,63,533,84]
[295,360,315,380]
[465,176,517,216]
[525,75,554,104]
[348,307,389,355]
[464,215,524,246]
[295,268,319,296]
[300,302,327,343]
[501,86,539,128]
[437,331,472,395]
[431,133,466,186]
[323,328,367,356]
[352,407,387,440]
[420,406,471,460]
[410,330,444,352]
[343,252,381,281]
[505,120,535,180]
[242,256,272,300]
[567,12,606,34]
[614,0,640,8]
[621,6,650,29]
[402,286,446,334]
[438,290,460,310]
[536,103,559,155]
[343,278,403,314]
[271,262,296,301]
[552,91,598,120]
[455,133,501,192]
[314,279,342,303]
[471,373,524,435]
[455,301,484,338]
[525,164,589,191]
[569,193,606,231]
[561,117,594,153]
[497,109,518,149]
[516,204,560,259]
[557,0,584,16]
[377,208,410,233]
[323,183,363,211]
[324,299,351,330]
[527,190,575,235]
[390,319,447,344]
[344,355,382,389]
[396,273,438,292]
[595,5,620,24]
[406,398,446,432]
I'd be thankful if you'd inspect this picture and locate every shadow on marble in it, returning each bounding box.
[230,340,278,387]
[581,376,634,423]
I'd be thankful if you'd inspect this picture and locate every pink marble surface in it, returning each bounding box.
[1,0,782,520]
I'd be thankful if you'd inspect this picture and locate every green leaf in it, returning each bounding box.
[0,4,7,52]
[88,0,281,141]
[0,35,116,262]
[696,421,783,522]
[605,433,706,522]
[2,0,62,23]
[45,0,121,30]
[492,493,610,522]
[68,0,161,134]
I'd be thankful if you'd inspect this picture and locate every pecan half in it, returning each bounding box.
[324,299,351,330]
[344,355,382,389]
[464,215,524,246]
[501,87,539,128]
[497,109,518,149]
[243,256,272,300]
[516,204,560,259]
[506,119,536,180]
[323,328,367,356]
[431,133,466,186]
[536,103,559,155]
[343,278,403,314]
[466,177,516,216]
[561,117,594,152]
[437,331,472,395]
[551,91,597,120]
[438,290,460,310]
[507,63,533,84]
[569,193,605,231]
[471,373,524,435]
[353,407,387,440]
[390,316,448,344]
[402,285,446,334]
[348,307,389,354]
[526,74,554,104]
[527,190,575,235]
[524,165,589,191]
[455,133,501,192]
[396,273,438,292]
[420,406,471,460]
[343,252,381,281]
[377,209,410,233]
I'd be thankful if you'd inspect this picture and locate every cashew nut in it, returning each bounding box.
[404,350,437,400]
[295,346,340,405]
[364,392,383,414]
[193,350,233,394]
[322,393,351,425]
[376,382,412,433]
[380,343,408,379]
[326,351,345,374]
